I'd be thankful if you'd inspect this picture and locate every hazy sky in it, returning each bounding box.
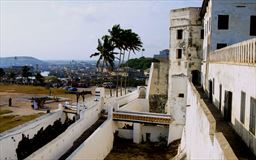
[0,0,202,60]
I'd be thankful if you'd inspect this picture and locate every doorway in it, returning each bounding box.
[219,84,222,111]
[224,91,232,122]
[192,70,201,86]
[209,80,213,102]
[146,133,151,142]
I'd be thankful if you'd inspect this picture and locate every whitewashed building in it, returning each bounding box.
[167,7,203,125]
[168,0,256,158]
[201,0,256,90]
[166,8,204,146]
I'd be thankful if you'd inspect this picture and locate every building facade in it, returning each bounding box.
[168,7,203,122]
[201,0,256,90]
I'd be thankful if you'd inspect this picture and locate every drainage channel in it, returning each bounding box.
[59,117,107,160]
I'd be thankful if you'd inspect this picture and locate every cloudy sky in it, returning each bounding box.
[0,0,202,60]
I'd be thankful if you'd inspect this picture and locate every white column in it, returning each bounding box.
[133,123,142,144]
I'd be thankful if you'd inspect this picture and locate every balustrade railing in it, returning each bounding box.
[209,38,256,66]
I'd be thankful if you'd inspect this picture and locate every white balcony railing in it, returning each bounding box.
[210,38,256,66]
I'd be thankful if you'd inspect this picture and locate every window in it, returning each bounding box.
[218,15,229,30]
[217,43,227,49]
[177,30,183,39]
[176,49,182,59]
[240,92,246,124]
[250,16,256,36]
[249,97,256,135]
[201,29,204,39]
[178,93,184,98]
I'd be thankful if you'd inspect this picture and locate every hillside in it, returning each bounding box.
[0,56,47,68]
[122,57,159,70]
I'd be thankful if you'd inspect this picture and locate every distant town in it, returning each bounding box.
[0,55,162,89]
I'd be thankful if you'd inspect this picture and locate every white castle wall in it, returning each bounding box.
[141,125,169,142]
[26,100,103,160]
[118,99,149,112]
[0,109,65,160]
[115,90,139,107]
[208,62,256,155]
[67,105,114,160]
[181,81,237,159]
[117,129,133,139]
[67,119,114,160]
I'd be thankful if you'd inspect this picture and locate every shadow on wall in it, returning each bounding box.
[16,118,75,160]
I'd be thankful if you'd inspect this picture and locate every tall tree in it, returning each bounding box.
[108,24,125,97]
[21,66,32,84]
[122,29,143,94]
[0,68,5,82]
[90,35,116,97]
[108,24,143,96]
[35,72,45,86]
[8,70,16,84]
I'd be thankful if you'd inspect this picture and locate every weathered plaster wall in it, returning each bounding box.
[148,62,169,96]
[208,63,256,155]
[26,101,103,160]
[168,7,203,120]
[141,125,169,142]
[169,75,187,124]
[149,95,167,113]
[0,110,65,160]
[181,81,237,159]
[117,129,133,139]
[147,62,169,113]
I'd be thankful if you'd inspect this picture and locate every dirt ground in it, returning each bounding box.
[0,84,134,133]
[0,85,96,133]
[105,137,180,160]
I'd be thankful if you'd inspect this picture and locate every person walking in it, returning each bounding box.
[8,97,12,107]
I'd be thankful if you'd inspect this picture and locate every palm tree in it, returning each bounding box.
[108,24,125,97]
[108,24,143,96]
[8,70,16,84]
[90,35,116,97]
[123,31,143,94]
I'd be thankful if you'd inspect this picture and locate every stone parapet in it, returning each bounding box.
[210,38,256,66]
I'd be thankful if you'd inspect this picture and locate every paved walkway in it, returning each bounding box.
[196,86,256,160]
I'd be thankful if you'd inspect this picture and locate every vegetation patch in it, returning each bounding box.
[122,57,159,70]
[0,109,13,115]
[0,84,65,94]
[0,113,42,133]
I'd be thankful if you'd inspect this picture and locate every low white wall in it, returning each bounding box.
[115,90,139,107]
[0,110,65,160]
[117,129,133,139]
[67,119,114,160]
[26,100,103,160]
[118,99,149,112]
[182,81,237,160]
[142,125,169,142]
